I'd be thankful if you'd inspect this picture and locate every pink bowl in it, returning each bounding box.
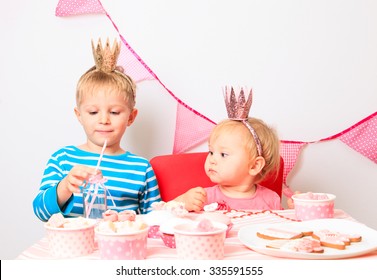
[44,218,96,258]
[174,222,227,259]
[292,192,336,221]
[95,227,149,260]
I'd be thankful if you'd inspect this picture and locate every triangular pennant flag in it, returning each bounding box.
[280,141,307,185]
[173,102,216,154]
[55,0,105,17]
[338,112,377,164]
[117,37,156,83]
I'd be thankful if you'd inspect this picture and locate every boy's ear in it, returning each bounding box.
[127,108,138,126]
[74,107,83,125]
[249,156,266,176]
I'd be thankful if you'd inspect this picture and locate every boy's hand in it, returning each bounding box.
[64,165,99,193]
[174,187,207,212]
[57,165,99,207]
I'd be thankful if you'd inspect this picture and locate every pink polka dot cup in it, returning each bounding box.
[95,226,149,260]
[44,218,96,258]
[292,192,336,221]
[174,221,227,259]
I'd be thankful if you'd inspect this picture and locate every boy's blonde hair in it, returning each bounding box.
[76,65,136,110]
[210,117,280,183]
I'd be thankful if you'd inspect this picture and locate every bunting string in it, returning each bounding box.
[55,0,377,198]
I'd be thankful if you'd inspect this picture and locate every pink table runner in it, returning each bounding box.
[17,209,377,260]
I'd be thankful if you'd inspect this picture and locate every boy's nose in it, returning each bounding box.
[99,113,110,124]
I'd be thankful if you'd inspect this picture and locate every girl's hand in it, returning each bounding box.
[287,191,301,209]
[174,187,207,212]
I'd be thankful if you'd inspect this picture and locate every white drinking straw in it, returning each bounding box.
[95,139,107,171]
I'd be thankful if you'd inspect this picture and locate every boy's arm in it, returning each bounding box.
[32,157,74,222]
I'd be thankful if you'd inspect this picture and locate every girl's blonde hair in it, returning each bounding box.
[76,65,136,110]
[210,117,280,183]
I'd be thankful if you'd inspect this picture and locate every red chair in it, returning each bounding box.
[150,152,284,202]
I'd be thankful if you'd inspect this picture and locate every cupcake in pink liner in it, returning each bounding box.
[143,201,189,238]
[45,213,96,258]
[292,192,336,221]
[174,219,227,260]
[95,216,149,260]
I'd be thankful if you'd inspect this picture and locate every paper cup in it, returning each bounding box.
[44,218,96,258]
[174,221,227,259]
[292,192,336,221]
[95,227,149,260]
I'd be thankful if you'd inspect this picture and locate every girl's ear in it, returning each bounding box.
[74,107,83,125]
[249,156,266,176]
[127,108,138,126]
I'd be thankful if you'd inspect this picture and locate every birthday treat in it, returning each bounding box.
[266,237,324,253]
[312,229,362,250]
[45,213,96,258]
[95,215,149,260]
[174,219,227,259]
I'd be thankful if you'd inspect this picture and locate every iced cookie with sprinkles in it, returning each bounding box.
[312,229,362,250]
[266,237,324,253]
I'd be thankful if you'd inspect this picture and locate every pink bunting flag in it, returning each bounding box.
[338,112,377,164]
[117,37,156,83]
[280,141,307,185]
[173,103,216,154]
[55,0,105,17]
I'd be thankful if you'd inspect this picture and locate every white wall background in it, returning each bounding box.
[0,0,376,259]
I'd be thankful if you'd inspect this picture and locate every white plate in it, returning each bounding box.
[238,219,377,259]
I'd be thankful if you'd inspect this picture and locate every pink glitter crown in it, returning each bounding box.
[223,86,253,120]
[223,86,263,156]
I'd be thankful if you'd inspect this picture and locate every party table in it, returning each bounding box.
[16,209,377,260]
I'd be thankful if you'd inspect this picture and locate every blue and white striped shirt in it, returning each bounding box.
[33,146,161,221]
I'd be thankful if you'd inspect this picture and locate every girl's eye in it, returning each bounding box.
[89,111,97,115]
[221,153,228,158]
[208,151,213,156]
[110,111,120,115]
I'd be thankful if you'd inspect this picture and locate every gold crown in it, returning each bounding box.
[223,86,253,120]
[91,38,121,72]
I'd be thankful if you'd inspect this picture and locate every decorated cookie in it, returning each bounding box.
[266,237,324,253]
[312,230,362,250]
[256,228,304,240]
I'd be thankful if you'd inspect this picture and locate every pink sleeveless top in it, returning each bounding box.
[205,185,281,210]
